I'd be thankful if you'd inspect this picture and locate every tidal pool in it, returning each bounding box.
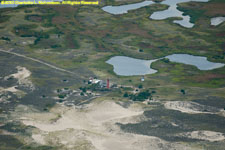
[150,0,209,28]
[107,54,224,76]
[210,17,225,26]
[102,0,154,15]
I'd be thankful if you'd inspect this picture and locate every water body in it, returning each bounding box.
[107,54,224,76]
[106,56,158,76]
[150,0,209,28]
[102,0,154,15]
[210,17,225,26]
[165,54,224,70]
[102,0,210,28]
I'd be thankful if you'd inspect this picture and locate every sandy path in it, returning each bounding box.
[0,49,76,75]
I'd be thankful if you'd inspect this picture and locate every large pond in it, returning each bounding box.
[102,0,210,28]
[106,56,158,76]
[106,54,224,76]
[102,0,154,15]
[210,17,225,26]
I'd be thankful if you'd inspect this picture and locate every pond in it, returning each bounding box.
[106,54,224,76]
[210,17,225,26]
[102,0,154,15]
[165,54,224,70]
[102,0,209,28]
[149,0,209,28]
[106,56,158,76]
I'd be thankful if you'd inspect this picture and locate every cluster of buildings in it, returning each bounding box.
[88,77,110,89]
[87,76,145,90]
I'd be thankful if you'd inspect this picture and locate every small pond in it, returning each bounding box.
[210,17,225,26]
[106,54,224,76]
[102,0,154,15]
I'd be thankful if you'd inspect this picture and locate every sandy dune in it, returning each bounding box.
[178,131,225,142]
[15,100,203,150]
[0,86,20,93]
[164,101,222,114]
[4,66,34,90]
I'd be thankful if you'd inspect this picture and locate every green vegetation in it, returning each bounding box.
[130,90,152,101]
[139,49,144,52]
[161,58,170,63]
[180,89,185,95]
[138,84,143,89]
[0,15,10,23]
[0,0,223,95]
[177,4,205,24]
[1,36,10,41]
[80,87,87,93]
[123,92,129,97]
[25,14,43,22]
[65,34,80,49]
[24,9,32,13]
[120,106,225,143]
[58,94,66,99]
[13,24,38,37]
[123,90,154,102]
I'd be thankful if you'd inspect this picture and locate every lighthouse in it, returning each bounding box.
[107,79,110,89]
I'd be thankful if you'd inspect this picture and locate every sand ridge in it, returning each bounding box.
[164,101,222,114]
[178,131,225,142]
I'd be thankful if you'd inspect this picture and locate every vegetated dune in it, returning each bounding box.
[0,66,33,103]
[164,101,223,114]
[178,131,225,142]
[12,100,203,150]
[0,86,20,93]
[0,86,25,103]
[4,66,34,90]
